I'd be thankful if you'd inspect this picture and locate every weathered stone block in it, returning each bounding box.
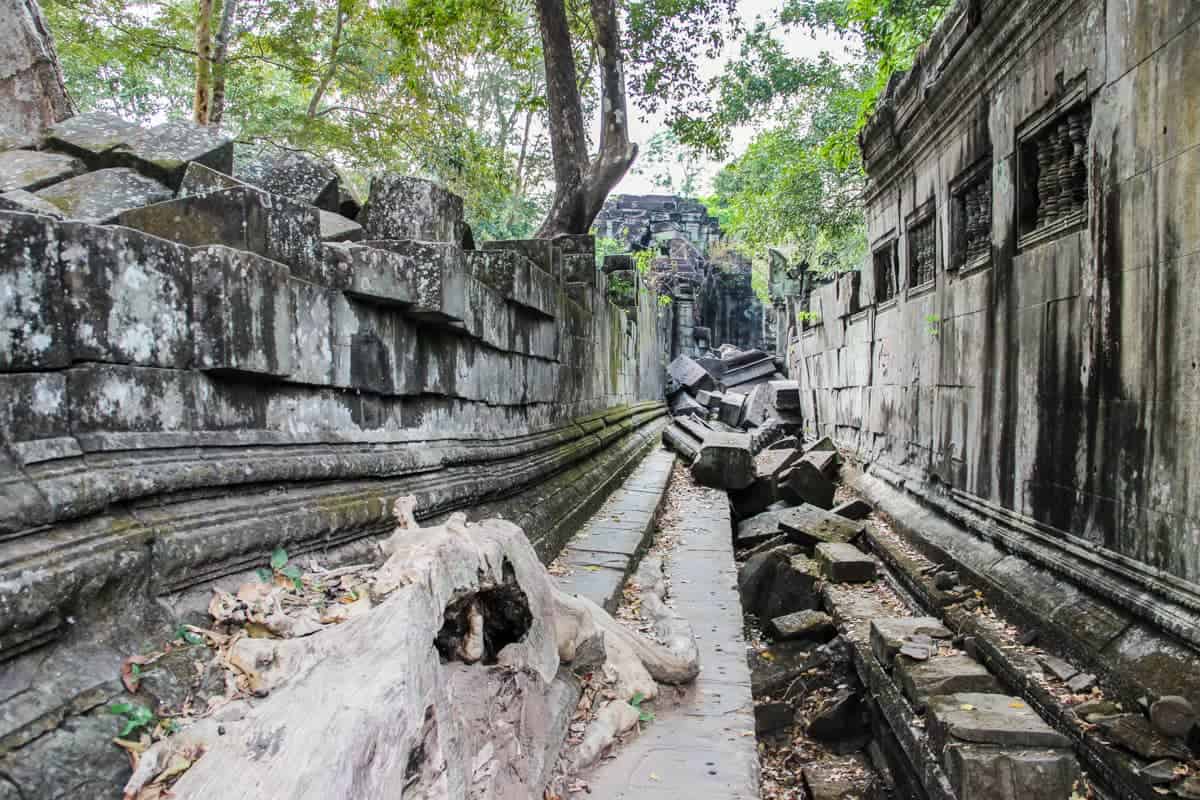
[870,617,953,667]
[111,119,234,189]
[802,448,838,476]
[668,354,716,393]
[287,278,335,385]
[832,498,873,520]
[354,240,468,322]
[770,379,801,410]
[814,542,876,583]
[767,609,835,642]
[318,209,363,242]
[670,390,706,418]
[44,111,141,164]
[119,186,327,284]
[0,372,77,465]
[895,654,1001,711]
[177,161,241,197]
[755,701,795,735]
[695,389,721,409]
[691,430,754,489]
[237,150,340,212]
[0,149,83,192]
[36,167,173,223]
[778,503,865,548]
[0,124,37,151]
[926,693,1073,754]
[943,743,1080,800]
[0,211,67,369]
[465,250,558,318]
[777,459,836,509]
[481,238,558,279]
[738,543,800,614]
[719,391,747,427]
[0,188,65,217]
[722,356,776,389]
[190,246,293,377]
[66,363,195,444]
[330,293,405,394]
[61,222,192,367]
[360,174,465,243]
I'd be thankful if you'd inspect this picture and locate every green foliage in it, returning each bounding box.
[108,703,156,737]
[174,624,202,646]
[633,250,654,276]
[594,236,625,268]
[925,313,941,336]
[634,130,701,196]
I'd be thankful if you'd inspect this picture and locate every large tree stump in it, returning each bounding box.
[124,501,699,799]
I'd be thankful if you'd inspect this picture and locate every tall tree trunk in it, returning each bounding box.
[209,0,237,124]
[306,3,345,118]
[0,0,73,136]
[193,0,214,123]
[533,0,637,238]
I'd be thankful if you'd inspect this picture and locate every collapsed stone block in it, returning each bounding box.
[832,498,873,520]
[44,111,141,165]
[943,743,1080,800]
[237,150,340,212]
[777,503,866,549]
[719,391,747,427]
[695,388,721,409]
[814,542,875,583]
[61,222,192,367]
[769,379,801,410]
[178,161,241,197]
[869,617,952,667]
[318,209,363,242]
[36,168,173,223]
[731,447,797,517]
[777,458,835,509]
[0,149,83,192]
[803,448,839,476]
[691,430,754,489]
[670,390,706,418]
[737,543,800,616]
[360,174,465,244]
[895,654,1000,711]
[465,249,558,317]
[722,355,776,389]
[119,186,326,284]
[755,701,795,736]
[112,119,234,189]
[926,693,1073,754]
[0,211,67,369]
[667,353,716,393]
[0,189,66,217]
[190,246,293,377]
[767,609,835,642]
[742,383,772,427]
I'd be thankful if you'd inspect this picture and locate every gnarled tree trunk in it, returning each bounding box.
[0,0,72,136]
[534,0,638,238]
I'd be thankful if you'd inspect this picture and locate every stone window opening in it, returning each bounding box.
[906,203,937,289]
[1017,92,1091,248]
[872,236,899,304]
[950,156,993,271]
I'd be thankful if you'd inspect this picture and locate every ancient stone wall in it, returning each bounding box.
[0,114,671,796]
[785,0,1200,679]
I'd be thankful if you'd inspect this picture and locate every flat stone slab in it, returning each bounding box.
[0,189,66,218]
[943,743,1080,800]
[766,609,835,642]
[112,119,234,189]
[44,111,141,162]
[870,617,952,667]
[778,503,865,549]
[895,654,1001,711]
[926,693,1073,753]
[35,168,173,223]
[0,150,83,192]
[832,498,873,520]
[814,542,876,583]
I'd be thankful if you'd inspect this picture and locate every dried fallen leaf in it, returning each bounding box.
[960,704,975,711]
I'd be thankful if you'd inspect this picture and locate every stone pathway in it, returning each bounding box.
[567,460,760,798]
[553,446,675,611]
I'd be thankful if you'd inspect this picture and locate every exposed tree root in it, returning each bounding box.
[122,498,699,799]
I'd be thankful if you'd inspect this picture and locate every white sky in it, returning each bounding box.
[614,0,848,196]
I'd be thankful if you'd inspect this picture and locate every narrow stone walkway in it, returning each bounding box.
[569,459,759,798]
[553,446,675,610]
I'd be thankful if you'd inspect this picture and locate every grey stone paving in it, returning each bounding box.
[572,469,759,799]
[554,446,675,611]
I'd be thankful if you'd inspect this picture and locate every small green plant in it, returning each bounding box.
[634,249,654,277]
[925,313,941,336]
[657,294,672,307]
[173,624,201,646]
[258,547,304,590]
[796,310,821,325]
[108,702,156,737]
[629,691,655,723]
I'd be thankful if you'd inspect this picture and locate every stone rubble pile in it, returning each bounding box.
[662,347,801,490]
